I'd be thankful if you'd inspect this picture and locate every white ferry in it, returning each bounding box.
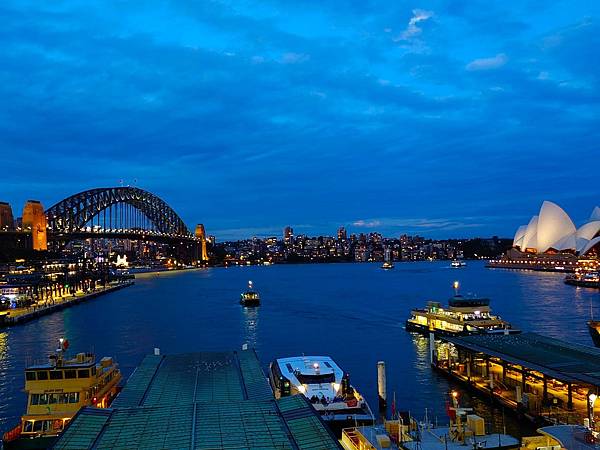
[451,259,466,268]
[406,283,519,336]
[269,356,374,431]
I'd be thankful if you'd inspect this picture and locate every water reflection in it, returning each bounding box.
[241,306,260,350]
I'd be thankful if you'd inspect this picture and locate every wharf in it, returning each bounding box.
[53,349,341,449]
[431,333,600,427]
[0,281,133,328]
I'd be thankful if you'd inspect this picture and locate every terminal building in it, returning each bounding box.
[53,349,341,449]
[432,333,600,427]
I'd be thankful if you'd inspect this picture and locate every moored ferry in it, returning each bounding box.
[268,356,374,432]
[240,280,260,307]
[406,283,519,336]
[2,338,121,450]
[588,321,600,347]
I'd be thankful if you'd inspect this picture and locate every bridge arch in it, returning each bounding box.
[45,187,192,237]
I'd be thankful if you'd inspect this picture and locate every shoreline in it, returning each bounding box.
[0,281,134,328]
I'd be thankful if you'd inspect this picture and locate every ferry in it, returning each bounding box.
[381,247,394,270]
[588,321,600,347]
[405,283,519,336]
[450,259,466,268]
[269,356,374,432]
[2,339,121,450]
[240,280,260,306]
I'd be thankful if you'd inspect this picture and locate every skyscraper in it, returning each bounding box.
[283,226,293,244]
[337,226,347,240]
[0,202,14,231]
[22,200,47,250]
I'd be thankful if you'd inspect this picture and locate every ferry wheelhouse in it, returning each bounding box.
[240,280,260,306]
[406,284,519,336]
[2,339,121,450]
[269,356,374,431]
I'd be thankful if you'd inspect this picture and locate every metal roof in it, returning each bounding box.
[443,332,600,386]
[53,350,341,449]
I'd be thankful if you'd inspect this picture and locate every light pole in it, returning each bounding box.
[588,392,597,430]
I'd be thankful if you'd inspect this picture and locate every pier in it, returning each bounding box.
[0,281,133,328]
[53,349,341,449]
[431,333,600,427]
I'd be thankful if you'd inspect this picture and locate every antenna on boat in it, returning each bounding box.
[248,280,253,289]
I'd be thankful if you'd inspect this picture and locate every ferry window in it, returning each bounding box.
[37,371,48,380]
[49,371,63,380]
[23,421,34,433]
[60,393,69,404]
[49,394,58,404]
[91,366,97,376]
[30,394,40,405]
[296,373,335,384]
[32,421,43,432]
[64,370,76,379]
[77,369,89,378]
[26,371,36,381]
[43,420,52,432]
[68,392,79,403]
[39,394,48,405]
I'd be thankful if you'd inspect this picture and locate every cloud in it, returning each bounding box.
[466,53,508,71]
[281,52,310,64]
[396,9,434,41]
[353,220,382,228]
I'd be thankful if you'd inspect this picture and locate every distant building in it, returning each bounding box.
[0,202,14,231]
[283,226,293,244]
[337,226,347,240]
[22,200,47,251]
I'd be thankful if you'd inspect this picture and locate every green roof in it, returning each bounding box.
[443,332,600,386]
[53,350,340,450]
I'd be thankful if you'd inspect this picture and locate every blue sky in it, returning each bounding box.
[1,1,599,240]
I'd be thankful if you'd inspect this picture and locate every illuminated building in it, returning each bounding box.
[337,226,347,240]
[22,200,47,251]
[512,201,600,255]
[283,226,293,244]
[195,224,208,262]
[0,202,14,231]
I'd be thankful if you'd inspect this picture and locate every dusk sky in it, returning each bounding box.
[1,1,599,240]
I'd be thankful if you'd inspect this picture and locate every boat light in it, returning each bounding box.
[453,281,460,290]
[333,383,340,392]
[313,362,319,369]
[298,385,306,394]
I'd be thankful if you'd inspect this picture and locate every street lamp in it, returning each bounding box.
[588,392,597,430]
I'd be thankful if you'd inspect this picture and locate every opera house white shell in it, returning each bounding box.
[513,201,600,255]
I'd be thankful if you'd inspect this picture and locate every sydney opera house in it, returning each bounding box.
[488,201,600,271]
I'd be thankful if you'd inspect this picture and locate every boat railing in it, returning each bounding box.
[3,423,22,443]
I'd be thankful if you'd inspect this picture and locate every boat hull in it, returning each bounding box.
[2,435,57,450]
[588,321,600,347]
[405,320,520,337]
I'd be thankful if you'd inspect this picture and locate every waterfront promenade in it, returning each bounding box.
[0,281,133,328]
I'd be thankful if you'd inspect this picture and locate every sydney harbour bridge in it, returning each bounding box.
[0,186,208,263]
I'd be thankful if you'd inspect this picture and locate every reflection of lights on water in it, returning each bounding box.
[242,307,259,349]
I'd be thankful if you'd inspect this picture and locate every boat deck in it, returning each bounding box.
[402,426,519,450]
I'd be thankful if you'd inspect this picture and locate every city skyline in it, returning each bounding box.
[1,1,599,239]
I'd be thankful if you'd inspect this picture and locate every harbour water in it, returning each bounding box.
[0,261,598,436]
